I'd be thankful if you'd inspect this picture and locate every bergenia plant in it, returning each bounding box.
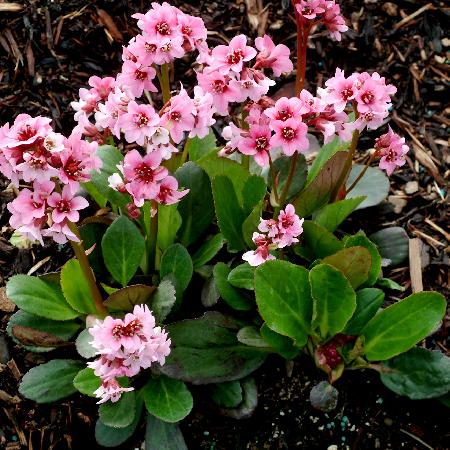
[1,0,448,447]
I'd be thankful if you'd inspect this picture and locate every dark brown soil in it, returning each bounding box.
[0,1,448,449]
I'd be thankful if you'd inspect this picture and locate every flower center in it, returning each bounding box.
[56,199,71,213]
[277,109,292,121]
[212,80,225,93]
[64,159,82,178]
[170,111,181,122]
[145,42,157,53]
[361,91,374,104]
[135,163,155,183]
[182,25,192,35]
[255,136,268,151]
[156,21,171,35]
[135,114,149,127]
[227,49,243,65]
[282,127,295,140]
[341,88,354,100]
[134,69,148,81]
[18,125,36,141]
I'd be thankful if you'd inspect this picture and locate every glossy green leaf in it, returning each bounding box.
[99,390,136,428]
[362,292,446,361]
[79,222,108,274]
[103,284,155,312]
[242,201,263,248]
[201,276,220,308]
[211,381,243,408]
[151,278,176,322]
[237,326,270,348]
[227,263,255,290]
[6,275,79,321]
[145,414,188,450]
[322,246,372,289]
[160,312,266,384]
[60,259,97,314]
[270,154,307,200]
[19,359,83,403]
[313,197,365,232]
[255,260,313,347]
[298,221,344,260]
[185,130,217,161]
[344,288,384,335]
[345,233,382,287]
[192,233,225,269]
[75,328,97,359]
[310,264,356,340]
[143,375,193,423]
[376,278,405,291]
[260,324,299,359]
[214,263,253,310]
[217,378,258,419]
[157,204,182,252]
[346,165,389,209]
[73,368,101,397]
[380,347,450,400]
[160,244,193,297]
[242,175,267,215]
[369,227,409,266]
[175,162,215,246]
[101,216,145,287]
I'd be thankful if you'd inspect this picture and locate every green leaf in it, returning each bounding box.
[192,233,225,269]
[151,278,176,322]
[237,326,270,348]
[197,152,249,205]
[260,324,299,359]
[75,328,97,359]
[310,264,356,340]
[175,162,214,246]
[346,165,389,209]
[145,414,188,450]
[19,359,83,403]
[212,176,246,252]
[242,175,267,214]
[101,216,145,287]
[313,197,365,232]
[299,221,344,260]
[376,278,405,291]
[270,154,307,200]
[307,138,350,185]
[255,260,313,347]
[79,222,108,274]
[293,151,348,217]
[103,284,155,312]
[73,368,101,397]
[201,276,220,308]
[143,375,193,423]
[99,390,136,428]
[242,201,263,248]
[227,263,255,290]
[362,292,447,361]
[84,145,128,208]
[322,246,372,289]
[95,397,143,447]
[160,244,193,297]
[7,310,79,353]
[211,381,243,408]
[157,204,182,252]
[6,275,79,321]
[217,377,258,419]
[83,181,107,209]
[345,233,382,287]
[380,347,450,400]
[213,263,253,311]
[60,259,97,314]
[344,288,385,335]
[160,312,266,384]
[369,227,409,266]
[185,130,217,161]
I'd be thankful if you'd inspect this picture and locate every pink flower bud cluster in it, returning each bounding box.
[197,34,293,115]
[0,114,101,244]
[375,126,409,175]
[294,0,348,41]
[243,204,304,266]
[88,304,171,404]
[315,334,356,370]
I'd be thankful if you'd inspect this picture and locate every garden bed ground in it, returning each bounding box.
[0,0,448,448]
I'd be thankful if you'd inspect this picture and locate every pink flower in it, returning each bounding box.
[119,101,160,146]
[155,176,189,205]
[323,1,348,41]
[190,86,216,138]
[93,378,134,404]
[264,97,305,122]
[231,69,274,103]
[238,124,272,167]
[176,11,207,51]
[88,76,116,101]
[133,2,178,37]
[242,233,276,267]
[322,68,358,113]
[5,114,52,149]
[275,204,304,248]
[117,61,157,97]
[47,185,89,224]
[255,35,293,76]
[211,35,257,74]
[296,0,326,20]
[354,72,396,115]
[270,118,309,156]
[375,127,409,175]
[41,220,80,244]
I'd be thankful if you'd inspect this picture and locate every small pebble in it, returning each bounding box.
[404,181,419,195]
[384,418,393,426]
[327,446,338,450]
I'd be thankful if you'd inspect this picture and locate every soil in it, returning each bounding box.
[0,0,449,449]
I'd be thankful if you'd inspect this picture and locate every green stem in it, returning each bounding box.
[268,154,280,205]
[346,152,377,194]
[274,152,299,217]
[160,63,171,104]
[179,138,190,167]
[144,201,158,273]
[67,222,107,316]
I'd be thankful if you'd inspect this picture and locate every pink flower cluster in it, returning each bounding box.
[243,204,304,266]
[0,114,100,244]
[88,304,171,404]
[294,0,348,41]
[374,126,409,175]
[197,34,293,115]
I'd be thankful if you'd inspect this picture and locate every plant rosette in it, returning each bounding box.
[1,1,448,448]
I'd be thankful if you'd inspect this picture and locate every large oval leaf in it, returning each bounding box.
[73,368,101,397]
[192,233,225,269]
[310,264,356,340]
[160,244,193,297]
[101,216,145,287]
[369,227,409,266]
[6,275,79,321]
[145,414,188,450]
[380,347,450,400]
[19,359,84,403]
[255,260,313,347]
[362,292,446,361]
[103,284,155,312]
[99,390,136,428]
[143,375,193,423]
